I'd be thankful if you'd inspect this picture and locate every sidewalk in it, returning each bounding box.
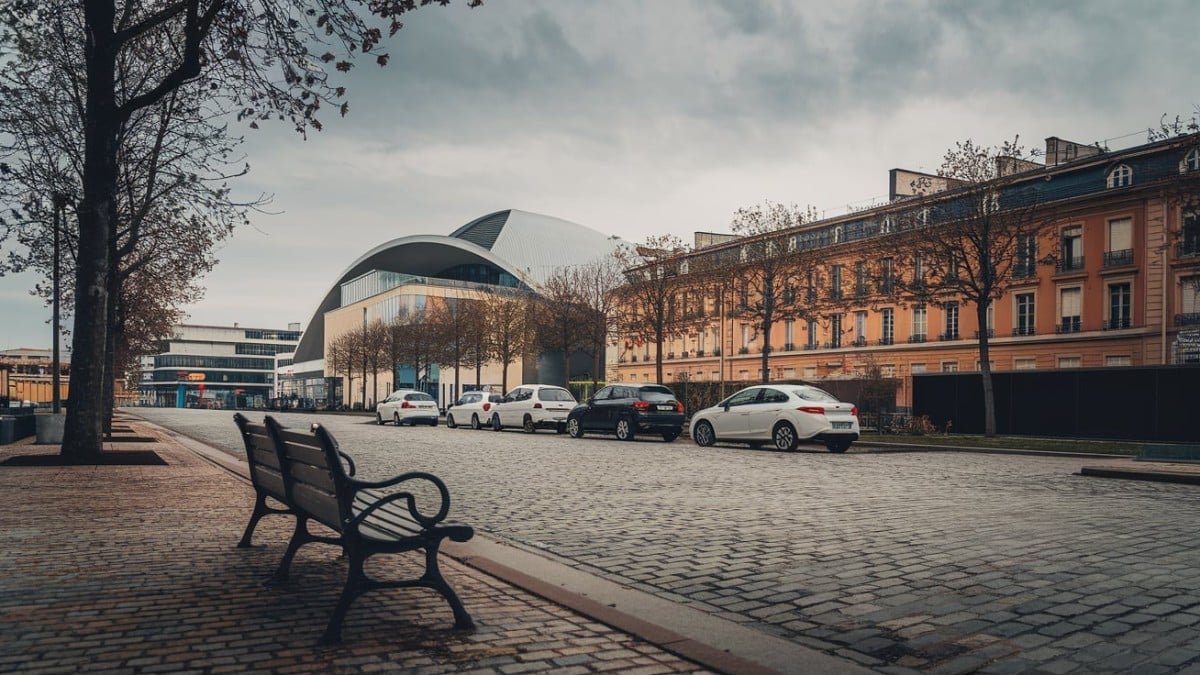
[0,417,709,674]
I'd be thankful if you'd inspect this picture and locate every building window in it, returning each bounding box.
[741,324,752,350]
[880,364,896,377]
[879,258,895,294]
[1104,218,1133,267]
[806,319,818,348]
[1057,356,1082,368]
[1014,357,1037,370]
[829,264,843,301]
[880,308,894,345]
[1106,355,1132,367]
[1179,280,1200,326]
[854,311,867,345]
[1014,234,1038,278]
[1059,225,1083,272]
[1059,287,1082,333]
[1107,282,1132,329]
[784,320,795,349]
[855,261,868,297]
[941,361,959,373]
[911,363,927,374]
[986,303,995,335]
[803,366,817,379]
[829,314,843,348]
[739,369,750,381]
[787,236,797,252]
[1015,293,1036,336]
[911,306,927,342]
[1182,209,1200,258]
[942,301,959,340]
[1107,163,1133,188]
[913,254,925,287]
[1183,147,1200,173]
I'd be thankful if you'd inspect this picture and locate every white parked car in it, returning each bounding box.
[445,390,503,430]
[376,389,439,426]
[689,384,860,452]
[489,384,577,433]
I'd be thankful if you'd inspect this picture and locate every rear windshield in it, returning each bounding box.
[539,388,575,402]
[404,392,434,402]
[790,386,839,403]
[638,386,676,402]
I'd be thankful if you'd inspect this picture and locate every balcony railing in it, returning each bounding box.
[695,349,705,357]
[680,351,690,358]
[1056,256,1085,273]
[855,283,868,298]
[1179,242,1200,259]
[828,289,843,302]
[1103,249,1134,268]
[908,334,927,344]
[1012,325,1036,336]
[974,329,995,338]
[1176,313,1200,326]
[804,343,819,351]
[783,342,796,351]
[824,340,843,349]
[1056,316,1082,334]
[851,337,868,347]
[666,352,675,360]
[1103,317,1132,330]
[711,348,721,356]
[630,355,638,363]
[939,331,960,341]
[878,337,894,346]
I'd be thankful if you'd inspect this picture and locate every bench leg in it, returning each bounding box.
[269,516,312,585]
[423,546,475,630]
[320,545,368,644]
[237,492,271,548]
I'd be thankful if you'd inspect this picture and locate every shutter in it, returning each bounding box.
[1108,218,1131,251]
[1061,288,1081,317]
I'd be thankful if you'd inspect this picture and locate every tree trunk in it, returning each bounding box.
[759,318,772,383]
[102,265,119,436]
[63,4,120,459]
[977,302,997,437]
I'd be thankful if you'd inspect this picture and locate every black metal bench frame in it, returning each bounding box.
[233,413,474,643]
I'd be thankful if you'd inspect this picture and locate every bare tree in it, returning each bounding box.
[883,137,1053,437]
[572,254,626,386]
[483,290,533,392]
[428,297,472,400]
[722,201,826,383]
[615,235,689,383]
[390,306,440,396]
[460,298,490,390]
[0,0,481,458]
[533,268,591,387]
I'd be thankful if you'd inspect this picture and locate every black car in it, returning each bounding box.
[566,384,685,442]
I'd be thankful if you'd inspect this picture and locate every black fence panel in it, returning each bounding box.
[913,366,1200,442]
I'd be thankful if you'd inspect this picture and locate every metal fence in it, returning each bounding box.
[912,366,1200,442]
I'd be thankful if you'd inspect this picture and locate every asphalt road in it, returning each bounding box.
[131,407,1200,674]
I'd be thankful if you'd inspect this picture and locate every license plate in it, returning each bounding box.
[832,421,853,429]
[657,404,675,411]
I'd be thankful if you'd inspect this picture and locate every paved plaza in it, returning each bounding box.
[130,408,1200,674]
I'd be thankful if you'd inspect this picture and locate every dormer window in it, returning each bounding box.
[787,236,797,253]
[1107,163,1133,188]
[1183,147,1200,173]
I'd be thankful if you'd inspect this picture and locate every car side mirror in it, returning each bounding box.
[723,403,731,411]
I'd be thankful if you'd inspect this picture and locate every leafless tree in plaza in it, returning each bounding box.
[615,235,690,384]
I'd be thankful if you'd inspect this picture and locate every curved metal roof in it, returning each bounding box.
[293,209,622,363]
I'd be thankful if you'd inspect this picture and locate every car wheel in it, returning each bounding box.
[615,415,635,441]
[491,414,502,431]
[446,413,457,429]
[393,412,401,426]
[376,413,385,425]
[826,440,852,453]
[661,429,680,443]
[772,422,799,451]
[567,418,584,438]
[470,414,481,430]
[693,421,716,447]
[523,415,536,433]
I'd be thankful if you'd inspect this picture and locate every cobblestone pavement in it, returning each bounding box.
[136,408,1200,674]
[0,426,708,674]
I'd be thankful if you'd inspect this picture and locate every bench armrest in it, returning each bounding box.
[349,472,451,528]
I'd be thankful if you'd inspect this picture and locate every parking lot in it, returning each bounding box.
[134,408,1200,674]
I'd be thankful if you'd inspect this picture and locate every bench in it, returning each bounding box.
[232,413,475,643]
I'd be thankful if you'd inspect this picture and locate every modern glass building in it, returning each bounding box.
[287,209,624,409]
[138,324,301,408]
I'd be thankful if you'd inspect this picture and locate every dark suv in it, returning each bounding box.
[566,384,685,442]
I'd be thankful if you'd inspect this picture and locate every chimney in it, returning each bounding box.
[1045,137,1103,166]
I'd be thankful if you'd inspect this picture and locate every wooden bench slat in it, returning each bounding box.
[250,445,281,471]
[288,462,335,492]
[282,440,327,469]
[290,482,342,530]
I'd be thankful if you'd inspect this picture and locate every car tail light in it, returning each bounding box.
[483,403,491,412]
[675,401,684,413]
[851,406,858,417]
[633,400,651,410]
[401,401,413,409]
[533,402,542,409]
[796,406,825,415]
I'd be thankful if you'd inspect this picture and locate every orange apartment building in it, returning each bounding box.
[612,133,1200,409]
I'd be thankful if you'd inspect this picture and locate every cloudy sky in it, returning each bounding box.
[2,0,1198,351]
